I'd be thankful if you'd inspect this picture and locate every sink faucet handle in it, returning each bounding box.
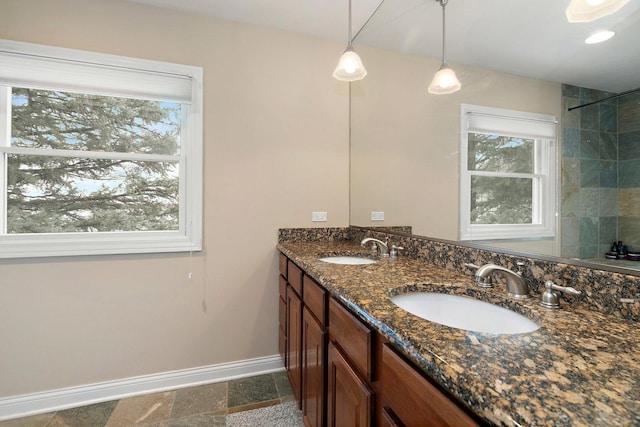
[548,281,581,295]
[464,263,480,270]
[540,280,582,309]
[389,245,404,259]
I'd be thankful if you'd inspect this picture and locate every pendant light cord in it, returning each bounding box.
[353,0,386,41]
[348,0,353,49]
[441,0,447,64]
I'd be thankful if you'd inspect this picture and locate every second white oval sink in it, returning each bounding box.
[319,256,377,265]
[391,292,539,334]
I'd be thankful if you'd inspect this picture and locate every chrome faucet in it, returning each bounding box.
[471,263,530,299]
[360,237,389,257]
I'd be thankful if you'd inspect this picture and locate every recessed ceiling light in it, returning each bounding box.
[585,30,615,44]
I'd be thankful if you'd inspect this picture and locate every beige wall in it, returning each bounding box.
[350,45,562,255]
[0,0,349,398]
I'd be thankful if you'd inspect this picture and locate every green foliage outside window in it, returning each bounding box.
[8,88,181,234]
[468,133,534,225]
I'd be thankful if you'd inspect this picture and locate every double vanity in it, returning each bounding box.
[277,229,640,426]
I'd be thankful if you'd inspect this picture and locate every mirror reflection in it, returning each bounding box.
[349,0,640,273]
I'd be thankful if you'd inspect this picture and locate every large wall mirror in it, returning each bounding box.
[349,0,640,275]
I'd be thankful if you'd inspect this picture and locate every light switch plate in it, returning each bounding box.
[371,211,384,221]
[312,212,328,222]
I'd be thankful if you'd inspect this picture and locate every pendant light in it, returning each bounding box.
[333,0,367,81]
[428,0,461,95]
[566,0,630,23]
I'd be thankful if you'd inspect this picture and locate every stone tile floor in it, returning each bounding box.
[0,372,297,427]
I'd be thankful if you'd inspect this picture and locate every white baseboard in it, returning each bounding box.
[0,354,284,421]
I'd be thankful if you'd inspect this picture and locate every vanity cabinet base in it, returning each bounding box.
[279,252,485,427]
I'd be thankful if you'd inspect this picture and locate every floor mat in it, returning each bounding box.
[225,401,303,426]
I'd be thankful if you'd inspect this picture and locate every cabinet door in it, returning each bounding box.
[327,342,373,427]
[287,285,303,407]
[382,344,480,427]
[302,308,326,427]
[279,295,287,367]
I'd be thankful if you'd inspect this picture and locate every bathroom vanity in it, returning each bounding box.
[277,234,640,426]
[279,249,480,426]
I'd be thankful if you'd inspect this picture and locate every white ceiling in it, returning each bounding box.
[127,0,640,93]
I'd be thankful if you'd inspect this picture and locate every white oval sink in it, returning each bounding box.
[391,292,539,334]
[319,256,377,265]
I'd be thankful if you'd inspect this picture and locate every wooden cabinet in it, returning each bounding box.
[302,276,328,427]
[381,344,480,427]
[279,294,287,366]
[302,307,326,427]
[328,297,374,381]
[278,252,484,427]
[279,252,288,279]
[303,276,327,326]
[327,342,373,427]
[327,297,375,426]
[278,276,287,367]
[278,254,288,367]
[287,282,303,406]
[285,259,305,407]
[283,259,328,422]
[288,261,303,296]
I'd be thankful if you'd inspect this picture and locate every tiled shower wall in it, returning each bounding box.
[561,84,640,259]
[618,92,640,250]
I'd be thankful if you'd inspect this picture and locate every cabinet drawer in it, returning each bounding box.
[382,344,480,427]
[288,261,303,296]
[279,252,288,279]
[279,275,287,299]
[303,275,327,326]
[328,297,374,381]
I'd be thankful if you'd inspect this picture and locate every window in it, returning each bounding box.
[460,104,557,241]
[0,40,203,258]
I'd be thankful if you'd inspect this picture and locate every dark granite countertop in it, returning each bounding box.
[278,241,640,427]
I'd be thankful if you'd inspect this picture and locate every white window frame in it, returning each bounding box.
[459,104,557,241]
[0,39,203,258]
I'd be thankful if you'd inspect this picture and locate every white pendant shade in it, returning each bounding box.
[428,65,461,95]
[566,0,630,22]
[333,48,367,82]
[333,0,367,82]
[429,0,461,95]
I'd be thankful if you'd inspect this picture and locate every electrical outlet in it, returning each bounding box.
[312,211,328,222]
[371,211,384,221]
